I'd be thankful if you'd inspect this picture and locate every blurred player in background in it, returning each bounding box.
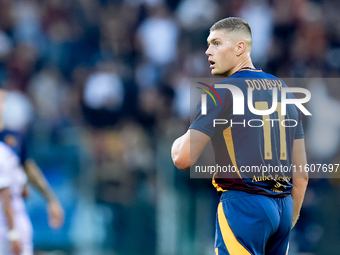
[0,140,32,255]
[0,89,64,255]
[171,17,308,255]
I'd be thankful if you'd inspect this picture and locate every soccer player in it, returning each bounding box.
[0,89,64,230]
[0,141,33,255]
[171,17,308,255]
[0,128,65,230]
[0,90,64,255]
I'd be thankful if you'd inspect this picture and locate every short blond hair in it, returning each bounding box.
[210,17,252,48]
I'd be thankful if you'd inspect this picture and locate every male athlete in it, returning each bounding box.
[0,90,64,255]
[171,17,308,255]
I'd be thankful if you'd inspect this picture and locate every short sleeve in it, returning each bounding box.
[294,111,304,139]
[0,156,11,190]
[189,91,225,138]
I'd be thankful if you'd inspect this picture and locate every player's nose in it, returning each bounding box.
[205,46,212,56]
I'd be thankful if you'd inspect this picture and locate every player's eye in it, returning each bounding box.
[214,42,219,46]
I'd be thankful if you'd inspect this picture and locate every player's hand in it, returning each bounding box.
[47,200,64,229]
[10,240,22,255]
[21,185,30,199]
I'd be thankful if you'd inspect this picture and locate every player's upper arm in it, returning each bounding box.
[292,138,308,181]
[0,162,11,189]
[0,187,11,201]
[171,129,211,170]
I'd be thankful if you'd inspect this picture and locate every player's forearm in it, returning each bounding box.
[291,172,308,228]
[171,130,211,170]
[24,159,57,203]
[291,138,308,227]
[0,188,15,230]
[291,177,308,228]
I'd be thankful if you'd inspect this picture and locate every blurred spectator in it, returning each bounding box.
[28,68,69,126]
[0,30,12,60]
[137,4,179,66]
[1,90,33,131]
[238,0,274,66]
[82,62,124,127]
[305,80,340,163]
[176,0,218,31]
[7,44,38,92]
[172,74,191,119]
[12,0,46,52]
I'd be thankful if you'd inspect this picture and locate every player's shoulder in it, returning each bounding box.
[0,141,15,158]
[214,68,287,89]
[257,71,288,88]
[239,69,278,79]
[256,70,284,81]
[216,68,273,82]
[236,69,288,87]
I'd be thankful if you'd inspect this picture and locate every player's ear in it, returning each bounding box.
[236,41,246,56]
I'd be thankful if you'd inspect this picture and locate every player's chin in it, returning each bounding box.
[211,68,219,75]
[211,69,223,76]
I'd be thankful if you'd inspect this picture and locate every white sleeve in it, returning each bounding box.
[0,147,12,190]
[0,164,11,189]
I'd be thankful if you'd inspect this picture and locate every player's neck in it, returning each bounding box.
[227,58,255,77]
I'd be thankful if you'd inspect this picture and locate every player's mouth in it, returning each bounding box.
[209,60,215,69]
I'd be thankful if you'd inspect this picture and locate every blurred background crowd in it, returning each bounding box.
[0,0,340,254]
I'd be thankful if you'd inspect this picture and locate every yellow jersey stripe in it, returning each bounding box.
[223,127,242,178]
[276,103,287,160]
[255,102,272,159]
[212,173,227,192]
[218,203,251,255]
